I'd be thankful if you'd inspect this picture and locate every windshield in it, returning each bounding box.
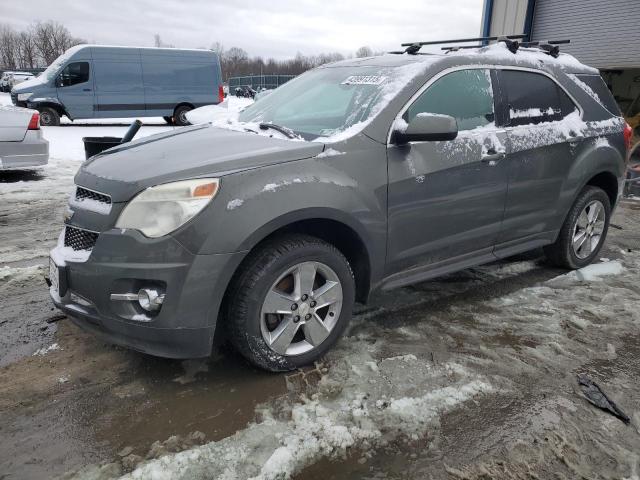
[41,48,77,81]
[238,62,428,141]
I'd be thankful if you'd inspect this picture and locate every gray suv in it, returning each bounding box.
[48,41,632,371]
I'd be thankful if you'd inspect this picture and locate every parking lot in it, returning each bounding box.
[1,91,639,479]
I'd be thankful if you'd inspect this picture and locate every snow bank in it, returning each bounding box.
[0,264,45,284]
[32,343,61,356]
[109,356,492,480]
[566,261,624,282]
[186,97,253,125]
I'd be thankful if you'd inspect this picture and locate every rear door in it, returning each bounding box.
[56,61,94,119]
[495,69,581,254]
[386,68,509,275]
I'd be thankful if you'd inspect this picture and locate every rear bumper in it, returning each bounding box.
[0,131,48,169]
[49,228,247,358]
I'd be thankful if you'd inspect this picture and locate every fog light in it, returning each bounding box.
[138,288,164,312]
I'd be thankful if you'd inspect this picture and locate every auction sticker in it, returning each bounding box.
[341,75,387,85]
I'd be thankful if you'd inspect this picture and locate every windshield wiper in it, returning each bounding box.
[259,122,298,139]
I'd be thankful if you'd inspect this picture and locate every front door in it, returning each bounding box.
[386,68,508,276]
[56,61,94,119]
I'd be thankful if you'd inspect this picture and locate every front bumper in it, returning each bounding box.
[0,130,48,169]
[50,228,246,358]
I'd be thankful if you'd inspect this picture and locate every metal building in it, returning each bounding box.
[481,0,640,121]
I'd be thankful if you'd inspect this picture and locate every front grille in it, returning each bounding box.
[64,226,99,251]
[75,186,111,205]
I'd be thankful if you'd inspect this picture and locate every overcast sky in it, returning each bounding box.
[2,0,484,59]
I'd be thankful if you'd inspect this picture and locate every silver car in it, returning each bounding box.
[0,105,48,169]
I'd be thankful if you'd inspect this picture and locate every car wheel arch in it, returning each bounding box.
[230,209,373,305]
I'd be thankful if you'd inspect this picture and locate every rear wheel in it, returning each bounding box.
[544,186,611,269]
[163,116,174,125]
[173,105,192,126]
[226,234,355,372]
[38,107,60,126]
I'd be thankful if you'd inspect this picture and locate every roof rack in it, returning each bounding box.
[391,35,570,58]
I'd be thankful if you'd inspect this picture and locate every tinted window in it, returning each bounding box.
[574,74,621,116]
[406,69,494,131]
[501,70,576,126]
[58,62,90,87]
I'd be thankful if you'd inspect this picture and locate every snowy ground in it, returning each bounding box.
[1,91,640,479]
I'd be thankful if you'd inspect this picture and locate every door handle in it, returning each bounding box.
[83,88,92,92]
[481,150,506,164]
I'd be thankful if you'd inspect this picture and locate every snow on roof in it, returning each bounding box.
[448,42,598,73]
[330,43,597,74]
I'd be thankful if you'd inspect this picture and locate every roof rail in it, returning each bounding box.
[390,35,526,55]
[392,35,571,58]
[400,34,526,47]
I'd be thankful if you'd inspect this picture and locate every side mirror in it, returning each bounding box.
[55,76,63,88]
[393,113,458,144]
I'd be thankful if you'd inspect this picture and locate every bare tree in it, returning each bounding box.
[31,21,84,66]
[17,28,38,69]
[355,46,373,58]
[152,34,174,48]
[0,24,19,69]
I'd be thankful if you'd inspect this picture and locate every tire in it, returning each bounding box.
[38,107,60,127]
[544,186,611,269]
[173,105,192,126]
[226,234,355,372]
[163,116,174,125]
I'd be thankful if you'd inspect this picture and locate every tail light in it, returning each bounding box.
[218,85,224,103]
[27,112,40,130]
[623,122,633,151]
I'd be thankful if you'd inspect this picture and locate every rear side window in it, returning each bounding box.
[500,70,576,126]
[58,62,90,87]
[572,74,621,116]
[406,69,495,131]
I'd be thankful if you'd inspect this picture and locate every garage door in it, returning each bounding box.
[531,0,640,69]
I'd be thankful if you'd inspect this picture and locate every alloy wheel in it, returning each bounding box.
[572,200,606,259]
[260,261,343,356]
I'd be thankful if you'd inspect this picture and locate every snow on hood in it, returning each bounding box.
[10,75,46,92]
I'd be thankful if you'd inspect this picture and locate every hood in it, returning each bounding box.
[75,124,325,202]
[12,75,47,93]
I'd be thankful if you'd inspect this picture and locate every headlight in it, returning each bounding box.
[115,178,220,238]
[17,93,32,101]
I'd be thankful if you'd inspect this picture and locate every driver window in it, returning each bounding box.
[58,62,90,87]
[406,69,494,131]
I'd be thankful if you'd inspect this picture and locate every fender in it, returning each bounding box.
[171,135,389,286]
[27,97,70,119]
[554,134,625,234]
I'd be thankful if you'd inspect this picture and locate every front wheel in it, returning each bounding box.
[544,186,611,269]
[38,107,60,126]
[226,234,355,372]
